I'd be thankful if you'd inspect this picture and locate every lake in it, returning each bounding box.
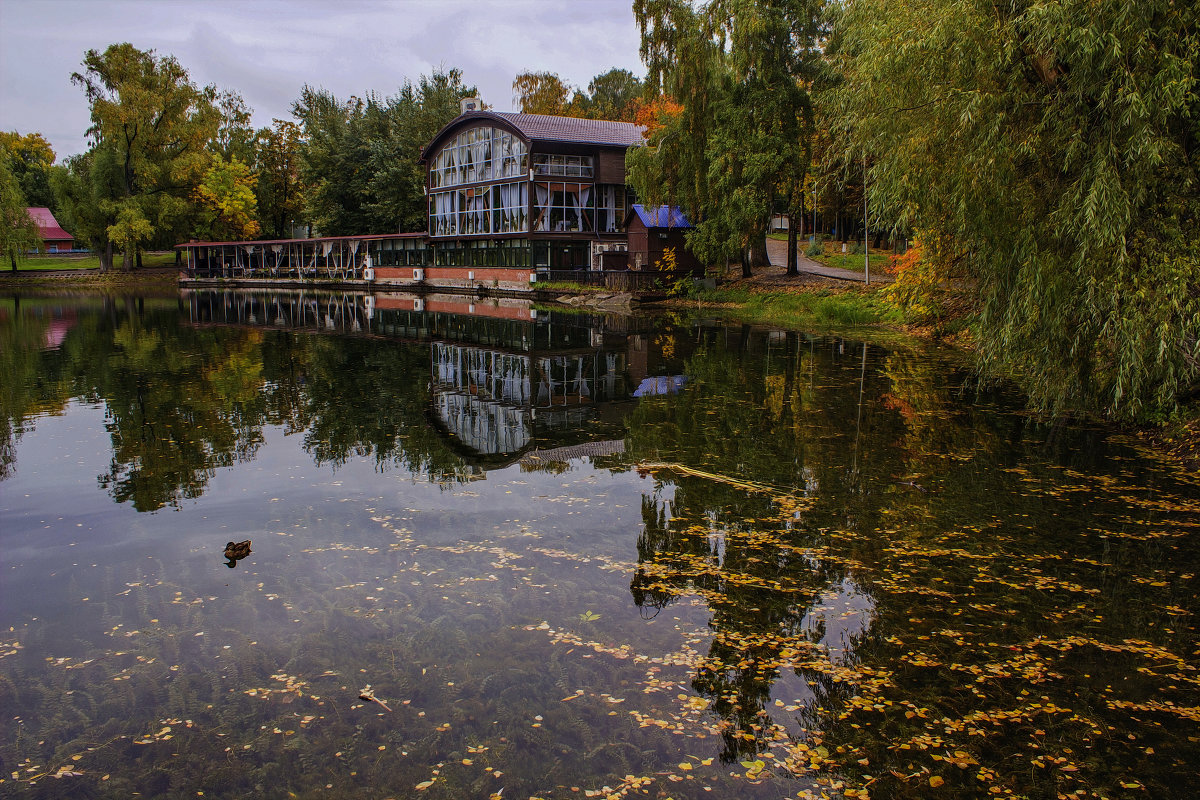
[1,289,1196,800]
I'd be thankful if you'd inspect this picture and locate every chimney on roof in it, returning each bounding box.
[460,97,482,114]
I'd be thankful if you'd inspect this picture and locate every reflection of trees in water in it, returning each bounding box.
[298,334,468,480]
[624,328,909,762]
[3,291,650,507]
[1,296,477,509]
[0,303,61,480]
[631,474,882,764]
[624,326,1200,798]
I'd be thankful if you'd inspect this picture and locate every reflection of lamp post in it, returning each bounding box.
[853,341,868,480]
[863,156,870,286]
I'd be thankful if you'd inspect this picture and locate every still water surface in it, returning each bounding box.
[1,290,1196,799]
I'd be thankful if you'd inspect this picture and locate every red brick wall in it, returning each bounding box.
[373,294,534,320]
[373,266,535,290]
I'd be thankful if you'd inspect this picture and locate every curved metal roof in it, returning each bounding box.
[421,111,645,161]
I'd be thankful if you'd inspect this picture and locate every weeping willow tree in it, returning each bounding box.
[826,0,1199,420]
[630,0,822,277]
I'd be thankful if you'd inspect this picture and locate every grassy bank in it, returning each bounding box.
[673,283,903,329]
[10,251,178,272]
[811,249,893,273]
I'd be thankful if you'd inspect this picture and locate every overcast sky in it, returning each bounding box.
[0,0,644,160]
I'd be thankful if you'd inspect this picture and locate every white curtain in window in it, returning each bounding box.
[473,133,490,181]
[600,186,617,232]
[579,186,591,232]
[437,192,453,235]
[471,189,487,234]
[535,183,549,231]
[500,183,514,231]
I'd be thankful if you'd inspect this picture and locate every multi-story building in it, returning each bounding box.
[420,109,644,275]
[179,109,711,290]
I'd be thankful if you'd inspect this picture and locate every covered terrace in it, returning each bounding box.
[178,233,430,280]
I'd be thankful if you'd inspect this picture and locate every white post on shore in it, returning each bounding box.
[863,155,870,286]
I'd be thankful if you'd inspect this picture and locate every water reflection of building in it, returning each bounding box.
[430,341,629,459]
[183,288,689,469]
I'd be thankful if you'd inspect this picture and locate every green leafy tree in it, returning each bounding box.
[51,150,122,269]
[566,68,644,122]
[826,0,1200,420]
[292,87,374,235]
[293,69,474,235]
[106,204,153,266]
[512,71,570,115]
[0,131,57,209]
[214,90,258,163]
[255,119,304,238]
[630,0,822,277]
[0,152,42,271]
[194,154,260,240]
[366,69,477,232]
[71,43,222,270]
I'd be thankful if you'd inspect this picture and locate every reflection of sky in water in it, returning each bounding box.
[3,400,818,798]
[2,296,1197,799]
[802,578,875,665]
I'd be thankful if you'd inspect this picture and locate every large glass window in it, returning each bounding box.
[430,127,528,189]
[432,240,531,267]
[430,182,528,237]
[369,238,431,266]
[533,154,593,178]
[533,182,593,233]
[491,183,529,233]
[595,184,629,234]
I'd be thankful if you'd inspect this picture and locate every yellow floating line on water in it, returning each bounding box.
[639,462,794,498]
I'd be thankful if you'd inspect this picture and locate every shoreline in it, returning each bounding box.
[4,268,1195,470]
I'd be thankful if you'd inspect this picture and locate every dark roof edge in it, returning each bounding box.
[419,111,645,162]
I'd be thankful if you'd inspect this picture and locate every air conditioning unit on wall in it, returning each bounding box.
[413,268,425,280]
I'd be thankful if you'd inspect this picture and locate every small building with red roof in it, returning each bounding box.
[27,207,75,252]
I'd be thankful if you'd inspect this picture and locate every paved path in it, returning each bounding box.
[764,237,892,284]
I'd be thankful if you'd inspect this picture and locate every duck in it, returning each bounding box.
[224,540,252,564]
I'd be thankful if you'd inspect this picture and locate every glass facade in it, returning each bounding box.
[371,237,432,267]
[533,182,592,233]
[426,121,628,269]
[434,240,532,268]
[532,153,593,178]
[429,126,528,189]
[595,184,630,234]
[430,183,529,237]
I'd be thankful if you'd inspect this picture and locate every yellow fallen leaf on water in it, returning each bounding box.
[415,779,436,790]
[929,776,945,788]
[679,762,692,771]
